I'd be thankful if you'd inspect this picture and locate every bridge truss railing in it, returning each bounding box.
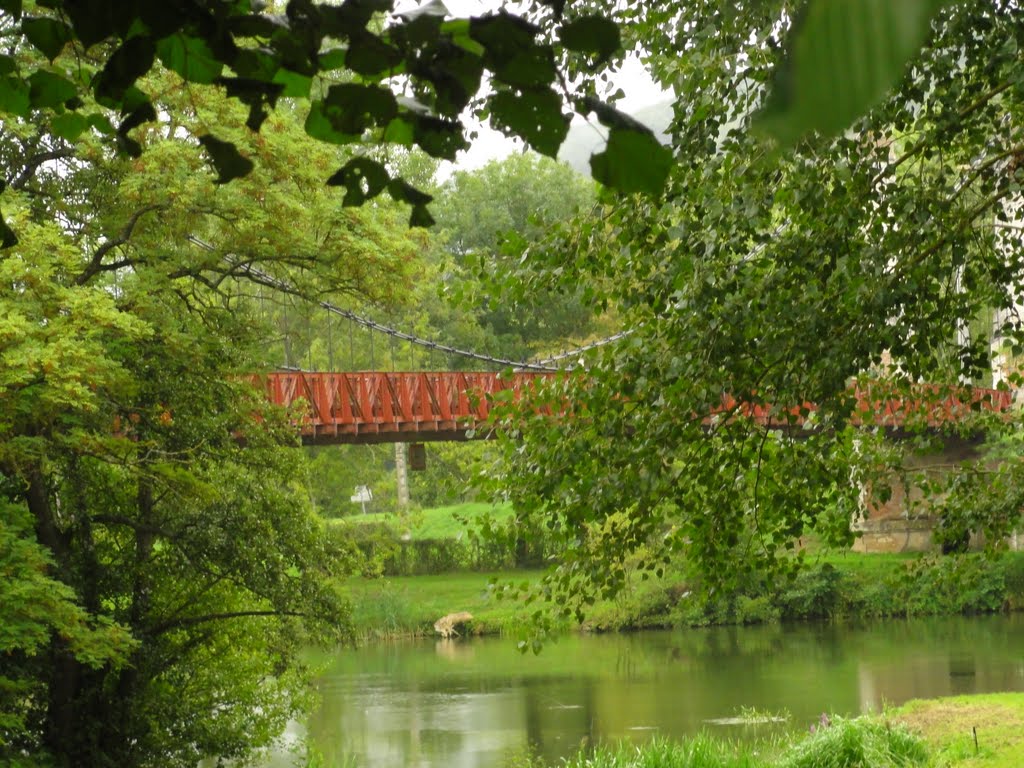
[253,370,555,445]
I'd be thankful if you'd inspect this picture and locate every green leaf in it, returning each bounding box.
[412,114,468,160]
[119,100,156,135]
[61,1,112,48]
[156,34,223,84]
[346,32,403,78]
[0,0,22,20]
[28,70,77,110]
[318,47,347,70]
[590,128,671,195]
[758,0,954,145]
[558,15,621,66]
[0,55,16,76]
[95,36,156,102]
[232,48,280,81]
[271,68,311,98]
[383,117,415,145]
[387,179,435,227]
[22,16,72,61]
[319,0,391,37]
[304,101,355,145]
[488,87,569,158]
[0,75,30,117]
[87,113,115,135]
[227,13,283,38]
[327,157,390,206]
[317,83,398,136]
[442,19,485,56]
[0,207,17,249]
[51,111,89,141]
[471,12,554,88]
[198,135,254,184]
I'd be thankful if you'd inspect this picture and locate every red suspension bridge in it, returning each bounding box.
[252,370,1014,446]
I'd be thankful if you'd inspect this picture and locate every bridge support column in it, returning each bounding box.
[395,442,410,510]
[852,436,985,553]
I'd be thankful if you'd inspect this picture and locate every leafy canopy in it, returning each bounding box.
[0,0,674,243]
[482,0,1024,635]
[0,0,954,246]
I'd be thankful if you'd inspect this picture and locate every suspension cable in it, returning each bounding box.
[186,235,561,372]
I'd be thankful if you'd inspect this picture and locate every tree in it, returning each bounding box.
[3,0,996,758]
[433,152,600,359]
[483,0,1024,630]
[0,68,430,765]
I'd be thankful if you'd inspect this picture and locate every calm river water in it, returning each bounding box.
[265,615,1024,767]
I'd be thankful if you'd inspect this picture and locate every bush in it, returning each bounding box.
[1004,552,1024,599]
[327,521,402,578]
[894,555,1005,616]
[735,594,780,624]
[326,518,560,576]
[778,717,927,768]
[776,564,843,620]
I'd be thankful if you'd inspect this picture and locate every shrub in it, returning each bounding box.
[735,594,780,625]
[1004,552,1024,599]
[327,521,402,578]
[775,563,843,620]
[894,555,1005,616]
[778,717,928,768]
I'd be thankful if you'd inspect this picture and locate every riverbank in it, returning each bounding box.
[506,693,1024,767]
[344,551,1024,640]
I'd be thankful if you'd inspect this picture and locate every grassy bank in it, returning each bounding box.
[891,693,1024,767]
[346,570,542,640]
[333,501,514,540]
[502,694,1024,767]
[344,550,1024,640]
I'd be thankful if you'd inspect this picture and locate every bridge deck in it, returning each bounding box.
[254,371,554,445]
[254,371,1013,445]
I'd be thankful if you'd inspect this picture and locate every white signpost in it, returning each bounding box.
[350,485,373,514]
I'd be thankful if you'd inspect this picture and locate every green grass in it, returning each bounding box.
[512,717,930,767]
[334,501,514,540]
[777,717,927,768]
[889,693,1024,768]
[498,697,1024,767]
[337,502,1020,638]
[346,569,548,639]
[554,735,764,768]
[815,550,920,576]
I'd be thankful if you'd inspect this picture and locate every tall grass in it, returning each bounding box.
[559,736,763,768]
[776,718,927,768]
[515,719,928,768]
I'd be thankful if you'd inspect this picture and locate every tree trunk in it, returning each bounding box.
[21,467,84,764]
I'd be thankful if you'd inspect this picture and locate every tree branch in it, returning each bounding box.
[76,204,168,285]
[148,609,305,636]
[875,79,1014,185]
[9,148,75,191]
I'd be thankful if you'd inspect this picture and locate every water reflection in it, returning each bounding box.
[292,616,1024,768]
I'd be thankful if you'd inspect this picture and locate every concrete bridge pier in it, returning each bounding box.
[852,435,987,553]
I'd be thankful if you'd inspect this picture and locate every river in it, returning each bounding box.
[264,615,1024,767]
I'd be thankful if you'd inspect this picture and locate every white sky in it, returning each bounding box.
[391,0,671,174]
[446,55,669,173]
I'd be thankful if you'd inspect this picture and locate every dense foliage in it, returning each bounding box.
[1,0,1020,761]
[0,0,673,246]
[485,1,1024,631]
[0,64,436,764]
